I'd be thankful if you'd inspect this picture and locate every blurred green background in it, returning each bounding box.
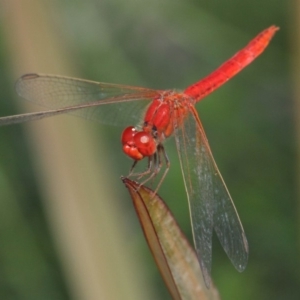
[0,0,297,299]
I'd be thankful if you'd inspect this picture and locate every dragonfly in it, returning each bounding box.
[0,26,278,287]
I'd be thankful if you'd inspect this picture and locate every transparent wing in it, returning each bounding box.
[174,105,248,287]
[174,106,214,287]
[8,73,161,126]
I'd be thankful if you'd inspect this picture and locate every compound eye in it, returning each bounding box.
[134,132,156,157]
[121,126,137,145]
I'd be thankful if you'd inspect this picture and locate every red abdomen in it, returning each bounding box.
[184,26,279,101]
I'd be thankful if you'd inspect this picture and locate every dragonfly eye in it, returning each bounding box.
[121,126,156,160]
[134,131,156,157]
[121,126,137,145]
[122,126,142,160]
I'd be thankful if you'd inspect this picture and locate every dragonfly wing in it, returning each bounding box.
[14,73,160,126]
[174,104,248,286]
[210,155,249,272]
[174,107,214,287]
[189,106,249,272]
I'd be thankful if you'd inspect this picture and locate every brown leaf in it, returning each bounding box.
[122,178,220,300]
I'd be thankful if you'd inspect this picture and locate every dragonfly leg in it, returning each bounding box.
[151,144,170,195]
[127,144,170,194]
[128,153,155,178]
[138,144,169,195]
[128,160,138,176]
[126,154,156,191]
[138,153,159,185]
[137,154,156,180]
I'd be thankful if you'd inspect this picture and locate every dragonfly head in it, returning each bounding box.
[121,126,157,161]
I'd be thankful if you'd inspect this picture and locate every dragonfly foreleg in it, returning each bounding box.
[151,144,170,195]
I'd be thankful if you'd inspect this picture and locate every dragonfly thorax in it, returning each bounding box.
[144,91,191,138]
[121,91,191,161]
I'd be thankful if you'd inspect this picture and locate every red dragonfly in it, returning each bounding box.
[0,26,278,287]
